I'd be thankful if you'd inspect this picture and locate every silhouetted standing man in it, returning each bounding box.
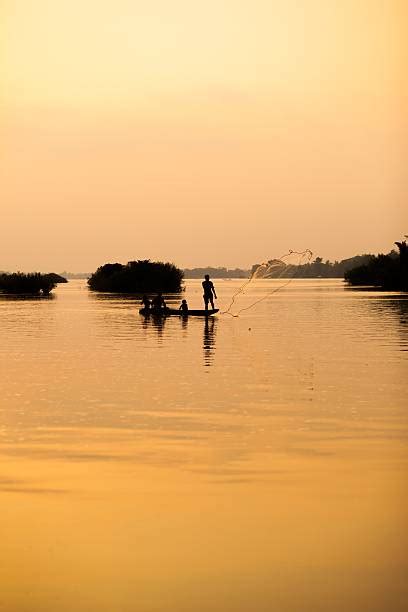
[202,274,217,311]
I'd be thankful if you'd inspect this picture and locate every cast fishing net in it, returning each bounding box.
[221,249,313,317]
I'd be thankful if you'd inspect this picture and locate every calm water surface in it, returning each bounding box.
[1,279,407,611]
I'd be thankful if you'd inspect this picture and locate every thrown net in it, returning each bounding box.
[221,249,313,317]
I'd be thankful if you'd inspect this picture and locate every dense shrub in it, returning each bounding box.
[0,272,56,295]
[88,260,184,293]
[345,243,407,291]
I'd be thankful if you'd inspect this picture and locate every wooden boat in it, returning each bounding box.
[139,307,219,317]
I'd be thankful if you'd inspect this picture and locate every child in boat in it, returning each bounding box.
[179,299,188,314]
[151,293,166,312]
[141,295,151,310]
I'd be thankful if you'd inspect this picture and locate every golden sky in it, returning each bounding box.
[1,0,407,271]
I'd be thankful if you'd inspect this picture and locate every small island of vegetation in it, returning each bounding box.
[0,272,60,295]
[88,260,184,293]
[345,240,408,291]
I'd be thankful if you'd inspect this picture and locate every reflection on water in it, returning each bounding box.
[0,280,407,612]
[369,296,408,351]
[141,311,167,342]
[137,309,218,360]
[0,293,55,301]
[203,316,216,367]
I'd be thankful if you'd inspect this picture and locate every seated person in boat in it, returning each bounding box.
[151,293,166,312]
[179,299,188,314]
[202,274,217,311]
[141,295,151,310]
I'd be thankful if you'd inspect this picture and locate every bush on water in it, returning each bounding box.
[0,272,57,295]
[88,260,184,293]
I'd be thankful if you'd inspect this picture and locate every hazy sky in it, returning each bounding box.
[1,0,407,271]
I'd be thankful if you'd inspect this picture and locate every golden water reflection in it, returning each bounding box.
[1,281,407,611]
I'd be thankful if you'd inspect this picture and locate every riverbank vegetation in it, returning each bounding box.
[184,256,375,280]
[0,272,58,295]
[251,255,374,279]
[345,241,407,291]
[88,260,184,293]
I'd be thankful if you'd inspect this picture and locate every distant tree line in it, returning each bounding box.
[4,242,405,296]
[184,267,250,279]
[183,255,389,280]
[88,260,184,293]
[251,255,374,279]
[250,242,407,290]
[59,271,90,279]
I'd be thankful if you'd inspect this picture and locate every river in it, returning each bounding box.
[1,279,407,611]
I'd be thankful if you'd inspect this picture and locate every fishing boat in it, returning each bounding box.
[139,308,219,317]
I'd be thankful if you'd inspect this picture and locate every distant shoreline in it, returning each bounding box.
[60,254,373,281]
